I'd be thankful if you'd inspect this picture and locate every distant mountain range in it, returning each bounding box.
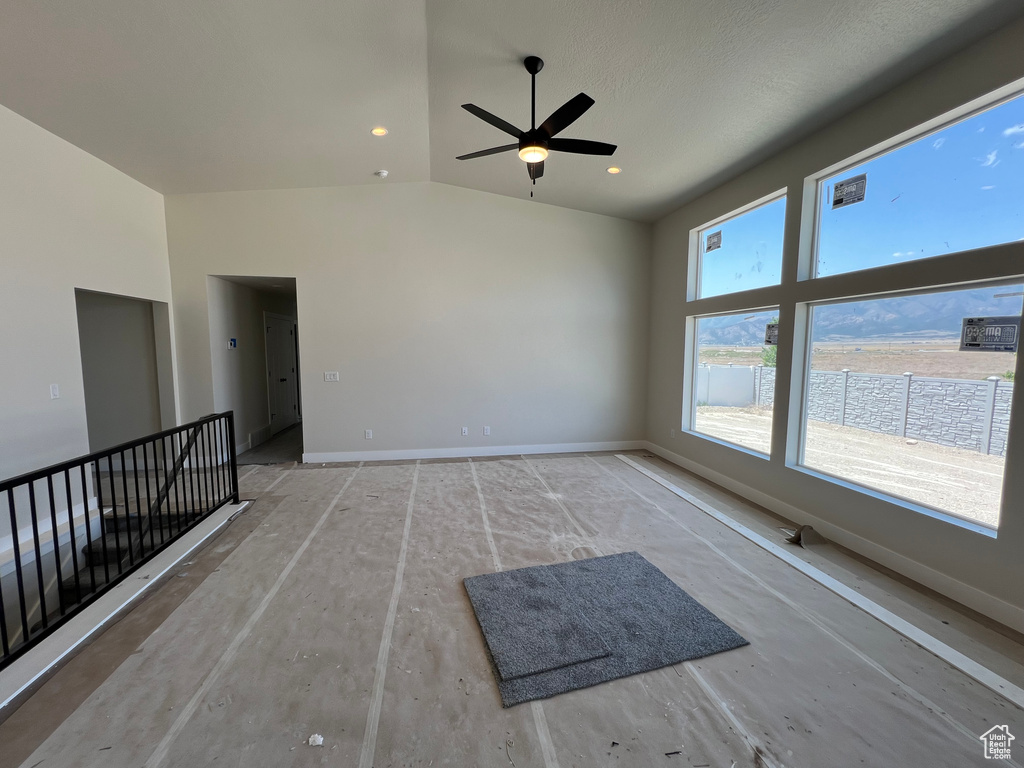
[698,288,1022,345]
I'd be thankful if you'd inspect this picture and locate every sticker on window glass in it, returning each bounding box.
[764,323,779,346]
[831,174,867,209]
[705,230,722,252]
[960,316,1020,352]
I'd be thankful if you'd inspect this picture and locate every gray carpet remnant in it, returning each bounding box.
[463,563,610,681]
[464,551,749,707]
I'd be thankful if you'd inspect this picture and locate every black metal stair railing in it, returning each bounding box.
[0,412,238,670]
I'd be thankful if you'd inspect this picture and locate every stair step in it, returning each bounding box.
[58,565,118,607]
[82,532,142,566]
[102,508,192,533]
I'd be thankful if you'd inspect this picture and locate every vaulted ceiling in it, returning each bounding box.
[0,1,1020,221]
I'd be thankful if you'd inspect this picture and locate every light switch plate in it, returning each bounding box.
[324,371,340,382]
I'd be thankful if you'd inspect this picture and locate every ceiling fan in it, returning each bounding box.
[456,56,616,190]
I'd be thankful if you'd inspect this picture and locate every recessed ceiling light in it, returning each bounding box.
[371,127,388,136]
[606,166,622,174]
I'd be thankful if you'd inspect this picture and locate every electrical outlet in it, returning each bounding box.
[461,427,468,436]
[483,426,491,436]
[49,383,60,400]
[364,429,373,439]
[324,371,340,382]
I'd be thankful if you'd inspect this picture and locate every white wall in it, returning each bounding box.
[647,20,1024,629]
[206,277,297,452]
[0,103,172,490]
[165,182,651,459]
[76,290,164,452]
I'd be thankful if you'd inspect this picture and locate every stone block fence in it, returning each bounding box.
[700,364,1013,457]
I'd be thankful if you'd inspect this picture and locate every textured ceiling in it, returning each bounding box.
[0,0,1020,221]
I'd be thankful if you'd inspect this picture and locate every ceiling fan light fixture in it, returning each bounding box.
[518,145,548,163]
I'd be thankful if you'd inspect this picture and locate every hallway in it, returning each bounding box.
[236,424,302,466]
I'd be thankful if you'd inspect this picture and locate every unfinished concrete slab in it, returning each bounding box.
[2,452,1022,767]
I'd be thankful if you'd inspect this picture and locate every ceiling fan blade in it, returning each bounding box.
[461,104,523,138]
[528,160,545,180]
[548,138,617,156]
[539,93,595,138]
[456,144,518,160]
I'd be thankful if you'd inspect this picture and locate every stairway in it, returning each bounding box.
[57,500,196,607]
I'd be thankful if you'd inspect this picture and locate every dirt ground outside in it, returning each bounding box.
[699,341,1017,381]
[694,406,1005,528]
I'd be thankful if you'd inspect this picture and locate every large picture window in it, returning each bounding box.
[681,84,1023,535]
[799,285,1021,528]
[815,92,1024,278]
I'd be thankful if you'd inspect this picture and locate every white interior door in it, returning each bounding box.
[265,312,298,435]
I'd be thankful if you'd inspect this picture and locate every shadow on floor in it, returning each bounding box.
[237,424,302,465]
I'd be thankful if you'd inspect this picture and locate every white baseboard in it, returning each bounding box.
[303,440,646,464]
[642,441,1024,635]
[234,439,251,456]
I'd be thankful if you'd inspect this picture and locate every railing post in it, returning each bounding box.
[227,412,239,503]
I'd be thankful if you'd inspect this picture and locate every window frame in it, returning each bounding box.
[689,188,788,302]
[683,306,780,458]
[803,85,1024,282]
[679,77,1024,537]
[793,279,1022,533]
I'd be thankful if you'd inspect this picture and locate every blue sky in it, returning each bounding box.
[699,92,1024,296]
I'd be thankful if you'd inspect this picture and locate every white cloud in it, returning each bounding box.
[932,138,945,149]
[1015,141,1024,150]
[892,252,903,258]
[980,150,999,167]
[978,127,986,133]
[981,185,995,190]
[1003,124,1024,136]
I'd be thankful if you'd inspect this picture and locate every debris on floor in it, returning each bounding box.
[784,525,826,548]
[308,733,324,747]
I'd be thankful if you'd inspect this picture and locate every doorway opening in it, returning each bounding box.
[206,276,301,464]
[75,289,175,452]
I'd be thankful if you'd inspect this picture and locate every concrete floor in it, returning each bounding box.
[2,452,1022,767]
[237,424,303,465]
